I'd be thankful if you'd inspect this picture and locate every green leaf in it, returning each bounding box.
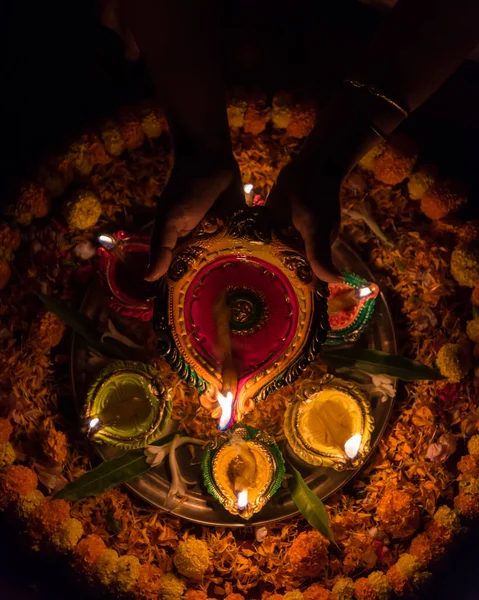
[36,293,129,359]
[320,347,444,381]
[55,431,180,500]
[288,466,334,543]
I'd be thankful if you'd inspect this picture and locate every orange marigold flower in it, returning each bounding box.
[0,222,21,261]
[285,530,330,577]
[73,534,107,571]
[184,590,207,600]
[244,92,270,135]
[266,594,284,600]
[0,419,13,444]
[29,311,66,351]
[85,133,112,166]
[271,92,293,130]
[386,554,422,596]
[454,491,479,518]
[117,108,145,150]
[424,521,454,549]
[286,102,316,139]
[29,498,70,538]
[372,133,417,185]
[467,434,479,456]
[135,563,163,600]
[0,465,37,508]
[225,594,245,600]
[100,120,125,157]
[0,260,11,290]
[458,454,479,477]
[472,286,479,307]
[303,583,333,600]
[409,533,434,567]
[353,577,375,600]
[40,422,68,465]
[420,179,467,220]
[375,490,420,539]
[14,182,51,226]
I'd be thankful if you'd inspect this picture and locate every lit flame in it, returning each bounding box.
[344,433,362,459]
[98,234,116,249]
[217,391,234,430]
[243,183,254,194]
[357,286,372,299]
[89,417,101,429]
[237,489,249,510]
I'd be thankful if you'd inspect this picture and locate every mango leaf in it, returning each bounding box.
[320,347,444,381]
[288,466,334,543]
[55,431,180,500]
[37,293,129,360]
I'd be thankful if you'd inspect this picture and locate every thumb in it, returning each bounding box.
[144,220,178,282]
[297,219,342,284]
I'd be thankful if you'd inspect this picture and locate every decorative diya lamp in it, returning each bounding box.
[202,424,285,520]
[83,361,172,449]
[154,207,330,425]
[326,272,379,345]
[97,231,153,321]
[284,375,374,470]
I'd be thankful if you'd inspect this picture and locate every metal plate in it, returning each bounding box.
[71,238,396,527]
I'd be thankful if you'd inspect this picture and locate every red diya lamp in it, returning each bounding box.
[97,231,153,321]
[154,207,331,428]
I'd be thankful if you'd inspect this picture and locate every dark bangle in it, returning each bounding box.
[343,79,410,119]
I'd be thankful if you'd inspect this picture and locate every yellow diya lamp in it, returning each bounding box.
[284,374,374,470]
[202,424,285,520]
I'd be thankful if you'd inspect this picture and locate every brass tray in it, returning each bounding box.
[71,238,397,527]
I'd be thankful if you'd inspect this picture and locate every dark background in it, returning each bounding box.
[1,1,479,598]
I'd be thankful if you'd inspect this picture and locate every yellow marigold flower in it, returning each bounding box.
[96,549,119,585]
[13,182,51,226]
[303,583,334,600]
[29,312,66,351]
[373,133,417,185]
[421,179,467,220]
[359,141,385,171]
[458,454,479,478]
[0,443,16,468]
[14,489,45,520]
[436,343,470,383]
[375,489,420,539]
[0,465,38,509]
[100,120,125,157]
[173,538,209,580]
[140,107,164,138]
[407,164,438,200]
[185,590,207,600]
[285,530,329,578]
[451,247,479,288]
[51,517,83,552]
[158,573,186,600]
[0,419,13,444]
[135,563,163,599]
[386,554,421,596]
[284,592,304,600]
[468,435,479,456]
[73,534,107,571]
[227,99,247,130]
[459,476,479,495]
[115,555,141,592]
[332,577,354,600]
[66,141,93,176]
[29,498,70,538]
[65,190,102,230]
[395,553,420,579]
[433,505,460,531]
[271,92,293,129]
[466,318,479,343]
[367,571,391,600]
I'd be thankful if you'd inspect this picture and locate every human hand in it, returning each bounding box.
[145,155,244,282]
[267,159,342,283]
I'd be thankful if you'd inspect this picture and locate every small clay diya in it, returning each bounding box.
[326,272,379,345]
[284,374,374,470]
[97,230,153,321]
[202,423,285,520]
[154,207,330,424]
[83,361,172,449]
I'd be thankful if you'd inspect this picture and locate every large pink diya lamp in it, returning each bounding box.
[97,230,153,321]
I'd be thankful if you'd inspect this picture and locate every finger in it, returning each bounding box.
[145,221,178,282]
[295,216,342,283]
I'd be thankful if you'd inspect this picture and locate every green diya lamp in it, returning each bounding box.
[284,375,374,471]
[326,272,379,345]
[83,361,172,449]
[202,424,285,520]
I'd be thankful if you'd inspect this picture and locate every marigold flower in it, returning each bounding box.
[283,592,304,600]
[139,106,164,138]
[117,108,145,150]
[466,318,479,343]
[100,120,125,157]
[451,247,479,288]
[96,548,119,585]
[436,343,470,383]
[29,312,66,351]
[74,534,107,575]
[433,505,460,531]
[359,141,385,171]
[0,419,13,444]
[458,454,479,477]
[420,179,467,220]
[0,443,16,468]
[454,491,479,518]
[0,465,37,509]
[468,434,479,456]
[286,102,316,139]
[173,538,209,580]
[66,140,94,176]
[14,182,51,226]
[459,476,479,495]
[51,517,84,552]
[65,190,102,230]
[0,222,21,261]
[332,577,354,600]
[158,572,186,600]
[285,530,329,578]
[135,563,163,599]
[409,532,434,567]
[225,594,245,600]
[271,92,293,129]
[227,98,247,130]
[386,554,422,595]
[303,583,333,600]
[407,164,438,200]
[472,286,479,307]
[353,578,376,600]
[185,590,207,600]
[115,555,141,592]
[372,133,417,185]
[39,423,68,465]
[14,489,45,520]
[244,92,270,135]
[29,498,70,538]
[36,162,72,197]
[367,571,391,600]
[375,490,420,539]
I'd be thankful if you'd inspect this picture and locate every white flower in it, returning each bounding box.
[74,240,96,260]
[145,443,172,467]
[364,374,395,403]
[255,526,268,543]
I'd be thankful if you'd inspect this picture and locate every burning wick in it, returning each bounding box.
[86,417,103,437]
[217,391,234,431]
[344,433,362,460]
[237,489,249,511]
[357,286,372,299]
[243,183,254,195]
[97,234,128,264]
